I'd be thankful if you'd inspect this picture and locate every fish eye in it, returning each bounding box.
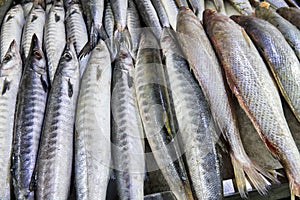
[63,52,72,61]
[2,54,12,63]
[34,50,42,60]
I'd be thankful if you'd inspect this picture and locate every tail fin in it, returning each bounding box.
[230,152,279,198]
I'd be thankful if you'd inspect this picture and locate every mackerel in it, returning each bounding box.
[111,0,128,31]
[12,34,49,200]
[161,0,178,29]
[277,7,300,30]
[75,40,111,200]
[0,41,22,200]
[36,42,80,200]
[151,0,170,28]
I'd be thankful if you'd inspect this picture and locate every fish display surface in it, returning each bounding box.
[0,0,299,199]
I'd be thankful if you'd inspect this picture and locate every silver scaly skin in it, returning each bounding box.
[151,0,170,28]
[177,7,277,198]
[12,34,49,200]
[35,42,80,200]
[160,0,178,29]
[232,15,300,123]
[75,40,111,200]
[21,3,45,59]
[227,0,252,15]
[44,0,66,82]
[111,0,128,32]
[256,4,300,61]
[111,43,145,200]
[204,9,300,197]
[161,28,222,199]
[0,4,25,61]
[0,41,22,200]
[104,1,117,61]
[135,30,193,200]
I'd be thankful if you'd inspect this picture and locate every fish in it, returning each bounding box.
[203,9,300,198]
[231,15,300,123]
[134,30,193,200]
[188,0,205,19]
[22,2,34,19]
[0,4,25,62]
[176,7,277,198]
[44,0,66,82]
[277,7,300,30]
[227,0,252,15]
[65,2,88,56]
[46,0,54,14]
[21,2,46,59]
[35,42,80,200]
[161,27,222,199]
[133,0,162,39]
[0,0,13,26]
[80,0,104,48]
[160,0,178,29]
[12,34,49,200]
[224,0,240,16]
[0,40,22,200]
[103,1,117,61]
[111,0,128,32]
[111,42,145,200]
[255,3,300,61]
[265,0,288,9]
[75,40,111,200]
[151,0,170,28]
[212,0,226,13]
[175,0,189,7]
[127,0,141,60]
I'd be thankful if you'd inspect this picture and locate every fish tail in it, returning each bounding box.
[230,153,279,198]
[114,29,132,55]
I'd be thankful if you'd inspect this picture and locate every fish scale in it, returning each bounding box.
[111,0,128,31]
[75,40,111,200]
[0,42,22,198]
[21,4,45,59]
[12,35,48,200]
[36,42,79,200]
[204,9,300,197]
[44,0,66,82]
[0,4,25,61]
[111,44,145,200]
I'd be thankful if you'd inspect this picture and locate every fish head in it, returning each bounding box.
[56,42,79,78]
[0,40,22,76]
[28,34,47,75]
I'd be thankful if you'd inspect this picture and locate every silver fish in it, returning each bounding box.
[36,42,80,200]
[104,1,117,61]
[161,0,178,29]
[177,7,277,198]
[75,40,111,200]
[44,0,66,82]
[0,4,25,61]
[127,0,141,60]
[133,0,162,39]
[21,3,45,59]
[0,41,22,200]
[151,0,170,28]
[111,0,128,31]
[189,0,205,19]
[161,27,222,199]
[12,34,49,200]
[111,43,145,200]
[22,2,34,19]
[135,30,193,200]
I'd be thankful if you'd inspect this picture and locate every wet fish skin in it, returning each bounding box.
[81,0,104,48]
[0,4,25,61]
[277,7,300,30]
[255,4,300,61]
[36,42,80,200]
[204,9,300,197]
[227,0,252,15]
[189,0,205,19]
[177,7,277,198]
[44,0,66,82]
[133,0,162,39]
[160,0,178,29]
[111,0,128,31]
[21,3,46,59]
[75,40,111,200]
[135,30,192,200]
[12,34,49,200]
[231,15,300,123]
[265,0,288,9]
[151,0,170,28]
[0,40,22,200]
[161,27,222,200]
[127,0,141,60]
[111,43,145,200]
[22,2,34,19]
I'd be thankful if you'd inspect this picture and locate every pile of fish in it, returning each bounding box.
[0,0,300,199]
